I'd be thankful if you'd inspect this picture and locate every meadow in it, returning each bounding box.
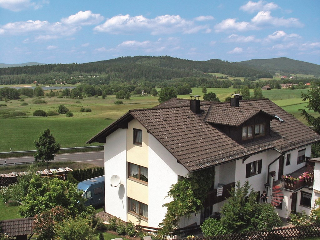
[0,87,316,152]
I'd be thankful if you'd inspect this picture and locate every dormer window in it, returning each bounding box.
[242,126,253,140]
[255,123,265,136]
[242,123,266,140]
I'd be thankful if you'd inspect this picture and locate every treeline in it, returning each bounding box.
[0,56,272,86]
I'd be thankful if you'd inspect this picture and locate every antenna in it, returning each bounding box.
[110,175,121,187]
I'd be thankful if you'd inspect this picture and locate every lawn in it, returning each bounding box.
[0,197,20,220]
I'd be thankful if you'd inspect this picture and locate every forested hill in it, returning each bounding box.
[0,56,272,80]
[239,57,320,76]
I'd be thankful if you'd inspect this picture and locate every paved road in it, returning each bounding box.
[0,151,104,168]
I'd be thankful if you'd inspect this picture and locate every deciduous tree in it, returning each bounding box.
[158,87,177,103]
[34,129,60,162]
[19,175,88,217]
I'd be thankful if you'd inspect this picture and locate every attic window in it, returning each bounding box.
[255,123,265,136]
[242,126,253,140]
[242,123,265,140]
[133,128,142,146]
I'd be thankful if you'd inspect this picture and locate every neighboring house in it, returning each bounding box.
[87,96,320,228]
[262,85,271,90]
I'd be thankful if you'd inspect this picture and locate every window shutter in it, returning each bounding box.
[258,160,262,174]
[246,163,251,178]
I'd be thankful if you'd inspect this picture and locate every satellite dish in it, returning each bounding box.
[110,175,121,187]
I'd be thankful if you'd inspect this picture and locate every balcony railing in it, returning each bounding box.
[283,177,313,191]
[203,182,235,207]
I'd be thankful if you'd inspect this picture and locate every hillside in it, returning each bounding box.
[0,56,272,80]
[239,57,320,76]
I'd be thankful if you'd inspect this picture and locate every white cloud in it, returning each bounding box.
[240,1,279,13]
[46,45,57,50]
[101,37,181,54]
[271,42,297,50]
[118,40,151,48]
[61,10,104,26]
[94,14,211,35]
[299,42,320,50]
[0,10,101,39]
[215,19,257,32]
[194,16,214,21]
[81,43,90,47]
[0,0,48,11]
[215,10,303,32]
[252,11,303,28]
[0,20,49,34]
[227,34,259,42]
[228,47,243,54]
[265,30,301,42]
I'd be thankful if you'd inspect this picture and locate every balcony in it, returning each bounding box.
[203,182,235,207]
[282,166,314,191]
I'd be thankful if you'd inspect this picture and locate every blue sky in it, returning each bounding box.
[0,0,319,65]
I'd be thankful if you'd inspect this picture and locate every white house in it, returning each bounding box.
[87,96,320,228]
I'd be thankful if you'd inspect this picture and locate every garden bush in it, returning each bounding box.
[33,99,47,104]
[58,104,69,114]
[80,107,92,112]
[116,221,126,235]
[33,110,47,117]
[66,111,73,117]
[46,110,59,116]
[126,221,136,237]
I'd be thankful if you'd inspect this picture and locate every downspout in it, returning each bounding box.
[265,155,282,203]
[267,155,282,186]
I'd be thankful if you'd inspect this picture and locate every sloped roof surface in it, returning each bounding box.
[205,103,273,126]
[0,218,34,237]
[87,98,320,171]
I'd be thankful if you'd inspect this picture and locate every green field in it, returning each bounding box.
[0,87,317,152]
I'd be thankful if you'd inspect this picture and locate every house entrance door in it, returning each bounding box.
[291,192,297,213]
[278,155,284,180]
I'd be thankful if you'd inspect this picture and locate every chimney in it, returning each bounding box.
[230,94,242,107]
[190,95,201,114]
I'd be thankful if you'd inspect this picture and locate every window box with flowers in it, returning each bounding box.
[282,172,313,190]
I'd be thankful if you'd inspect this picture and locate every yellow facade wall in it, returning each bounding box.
[127,179,148,204]
[126,119,148,168]
[127,213,148,226]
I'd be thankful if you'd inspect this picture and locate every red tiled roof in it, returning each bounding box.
[87,98,320,171]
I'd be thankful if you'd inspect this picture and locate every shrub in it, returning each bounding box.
[116,221,126,235]
[66,111,73,117]
[21,102,28,106]
[0,104,7,107]
[80,107,92,112]
[114,100,123,105]
[33,110,47,117]
[201,218,227,237]
[46,111,59,116]
[108,217,117,231]
[33,99,47,104]
[55,217,95,240]
[58,105,69,114]
[126,221,136,237]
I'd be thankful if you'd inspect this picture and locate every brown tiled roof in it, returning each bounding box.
[0,217,34,237]
[205,103,274,126]
[87,98,320,171]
